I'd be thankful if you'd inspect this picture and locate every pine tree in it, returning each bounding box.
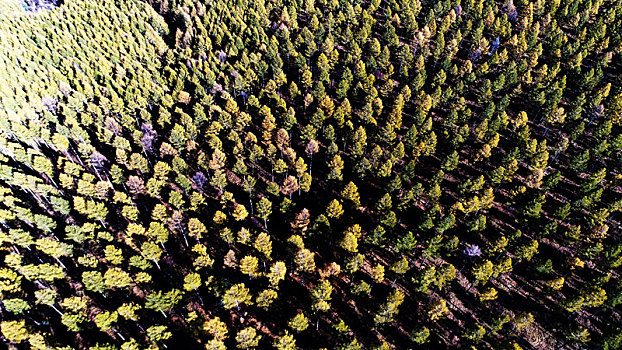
[341,181,361,208]
[254,232,272,259]
[427,299,449,321]
[374,289,405,325]
[223,283,252,310]
[256,197,273,229]
[291,208,311,233]
[295,248,316,273]
[273,331,297,350]
[232,204,249,221]
[204,317,229,341]
[288,313,309,333]
[471,260,494,286]
[145,289,183,317]
[239,255,260,279]
[310,279,333,312]
[327,154,344,181]
[326,199,344,219]
[268,261,287,287]
[183,272,202,292]
[371,264,385,283]
[236,327,262,349]
[281,176,299,198]
[340,230,359,253]
[256,289,278,309]
[94,311,118,332]
[147,325,172,344]
[188,218,207,239]
[141,241,163,269]
[1,320,29,344]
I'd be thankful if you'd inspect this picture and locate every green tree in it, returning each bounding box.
[141,241,163,269]
[410,326,430,345]
[478,287,498,302]
[462,323,486,343]
[83,271,105,293]
[104,245,123,265]
[188,218,207,239]
[514,239,539,261]
[310,279,333,312]
[374,289,405,325]
[3,298,30,315]
[471,260,494,286]
[94,311,118,332]
[0,268,22,293]
[327,155,344,181]
[145,289,183,317]
[147,325,172,344]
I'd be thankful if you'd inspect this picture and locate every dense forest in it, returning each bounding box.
[0,0,621,348]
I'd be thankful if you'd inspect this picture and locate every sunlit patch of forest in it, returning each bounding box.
[0,0,27,14]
